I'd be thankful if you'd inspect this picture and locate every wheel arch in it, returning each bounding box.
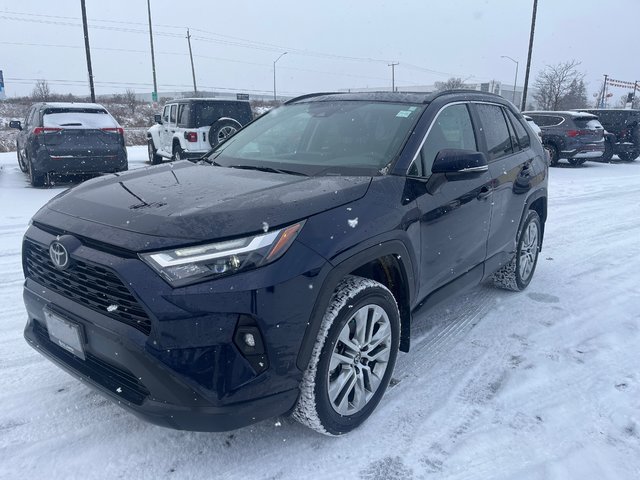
[296,240,415,371]
[520,189,547,249]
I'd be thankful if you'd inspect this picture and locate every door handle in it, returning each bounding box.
[477,185,493,200]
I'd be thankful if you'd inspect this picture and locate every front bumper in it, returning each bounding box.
[22,224,328,431]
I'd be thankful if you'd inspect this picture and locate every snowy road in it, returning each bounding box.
[1,148,639,479]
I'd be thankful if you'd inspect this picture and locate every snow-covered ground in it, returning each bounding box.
[1,149,639,479]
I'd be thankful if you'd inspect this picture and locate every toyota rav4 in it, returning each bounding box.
[23,91,548,435]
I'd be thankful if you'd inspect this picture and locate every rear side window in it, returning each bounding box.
[177,104,189,127]
[530,115,564,127]
[195,102,252,127]
[42,108,117,129]
[476,103,513,161]
[410,103,477,176]
[573,118,602,129]
[505,110,531,149]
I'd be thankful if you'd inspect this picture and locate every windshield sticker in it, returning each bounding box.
[396,110,412,118]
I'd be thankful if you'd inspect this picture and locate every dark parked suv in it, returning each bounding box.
[576,109,640,162]
[524,111,605,166]
[10,102,127,186]
[22,91,547,435]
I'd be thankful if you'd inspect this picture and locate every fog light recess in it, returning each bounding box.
[233,316,269,374]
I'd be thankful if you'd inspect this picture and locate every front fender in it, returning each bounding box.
[147,125,162,146]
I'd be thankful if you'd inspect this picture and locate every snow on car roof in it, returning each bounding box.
[40,102,107,110]
[524,110,598,118]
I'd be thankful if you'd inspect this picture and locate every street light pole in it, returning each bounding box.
[273,52,287,102]
[501,55,519,105]
[521,0,538,111]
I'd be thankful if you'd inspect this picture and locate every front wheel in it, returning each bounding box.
[293,276,400,435]
[493,210,542,292]
[17,149,28,172]
[148,139,162,165]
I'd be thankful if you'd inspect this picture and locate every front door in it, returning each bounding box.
[410,102,493,299]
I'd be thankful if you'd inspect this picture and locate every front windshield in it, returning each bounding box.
[207,101,424,176]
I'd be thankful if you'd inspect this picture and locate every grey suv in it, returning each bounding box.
[524,111,604,166]
[576,109,640,162]
[9,102,127,187]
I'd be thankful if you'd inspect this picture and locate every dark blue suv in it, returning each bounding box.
[22,91,548,435]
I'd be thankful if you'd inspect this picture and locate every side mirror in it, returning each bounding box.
[9,120,22,130]
[154,114,162,124]
[431,149,488,175]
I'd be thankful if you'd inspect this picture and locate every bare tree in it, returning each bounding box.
[124,88,138,114]
[434,77,467,92]
[32,79,51,101]
[533,60,586,110]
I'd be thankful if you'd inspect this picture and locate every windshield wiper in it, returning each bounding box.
[228,164,308,176]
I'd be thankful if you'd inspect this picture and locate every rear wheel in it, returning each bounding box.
[27,157,46,188]
[293,276,400,435]
[147,139,162,165]
[172,143,184,161]
[493,210,541,292]
[545,143,559,167]
[618,151,639,162]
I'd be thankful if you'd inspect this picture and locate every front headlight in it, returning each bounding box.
[140,221,304,287]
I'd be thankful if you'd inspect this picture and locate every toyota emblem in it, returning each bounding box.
[49,241,70,270]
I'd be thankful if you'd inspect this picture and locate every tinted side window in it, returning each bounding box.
[162,105,170,122]
[169,105,177,123]
[506,110,531,149]
[409,103,477,176]
[476,103,513,161]
[177,104,189,127]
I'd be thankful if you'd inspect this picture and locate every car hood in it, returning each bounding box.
[37,162,372,249]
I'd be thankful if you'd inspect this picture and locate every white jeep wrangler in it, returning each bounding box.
[147,98,253,164]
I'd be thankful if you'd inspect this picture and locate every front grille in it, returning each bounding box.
[24,240,152,335]
[34,322,150,405]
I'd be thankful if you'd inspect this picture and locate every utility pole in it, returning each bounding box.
[501,55,519,105]
[186,28,197,96]
[388,62,399,92]
[599,74,608,108]
[633,81,638,108]
[520,0,538,111]
[147,0,158,102]
[80,0,95,102]
[273,52,287,102]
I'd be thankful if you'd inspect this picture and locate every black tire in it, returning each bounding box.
[208,119,241,147]
[28,158,46,188]
[601,139,614,162]
[17,148,28,173]
[172,143,184,162]
[148,139,162,165]
[568,158,586,166]
[618,151,639,162]
[493,210,542,292]
[292,276,400,435]
[545,143,560,167]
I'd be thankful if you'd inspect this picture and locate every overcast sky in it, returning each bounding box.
[0,0,638,100]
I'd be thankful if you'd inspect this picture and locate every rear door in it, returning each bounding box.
[473,103,535,263]
[41,107,123,159]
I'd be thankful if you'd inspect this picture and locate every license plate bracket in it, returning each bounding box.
[44,309,86,360]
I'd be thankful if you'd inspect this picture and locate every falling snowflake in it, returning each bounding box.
[262,222,269,233]
[107,305,118,312]
[348,218,359,228]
